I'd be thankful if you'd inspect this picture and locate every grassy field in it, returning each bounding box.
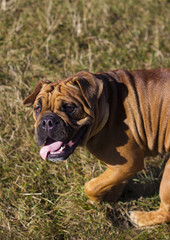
[0,0,170,239]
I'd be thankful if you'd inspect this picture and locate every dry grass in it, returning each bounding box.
[0,0,170,239]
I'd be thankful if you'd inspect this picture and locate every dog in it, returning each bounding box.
[23,69,170,227]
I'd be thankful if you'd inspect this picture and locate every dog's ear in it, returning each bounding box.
[71,71,103,109]
[23,80,51,106]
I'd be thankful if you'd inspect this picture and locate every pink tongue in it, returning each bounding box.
[40,141,63,160]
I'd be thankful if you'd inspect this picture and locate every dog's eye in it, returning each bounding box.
[34,105,41,117]
[64,105,76,114]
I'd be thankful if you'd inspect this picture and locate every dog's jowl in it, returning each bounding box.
[24,69,170,227]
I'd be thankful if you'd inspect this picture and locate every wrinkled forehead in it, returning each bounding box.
[35,80,81,108]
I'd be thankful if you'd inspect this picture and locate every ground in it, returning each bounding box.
[0,0,170,239]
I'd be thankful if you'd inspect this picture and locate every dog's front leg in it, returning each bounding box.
[85,164,140,202]
[85,128,145,202]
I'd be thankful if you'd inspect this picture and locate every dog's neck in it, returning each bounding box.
[90,103,109,138]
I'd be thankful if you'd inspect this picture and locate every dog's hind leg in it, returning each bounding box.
[130,158,170,226]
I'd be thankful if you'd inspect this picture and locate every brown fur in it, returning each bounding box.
[24,69,170,227]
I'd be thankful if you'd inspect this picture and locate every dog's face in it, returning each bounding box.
[23,71,103,162]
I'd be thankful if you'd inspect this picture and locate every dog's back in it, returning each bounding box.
[116,69,170,154]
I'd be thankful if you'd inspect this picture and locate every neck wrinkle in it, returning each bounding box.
[90,103,110,138]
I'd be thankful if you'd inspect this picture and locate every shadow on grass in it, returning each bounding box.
[121,166,160,201]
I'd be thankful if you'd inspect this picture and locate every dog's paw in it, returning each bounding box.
[84,180,104,202]
[129,209,169,227]
[130,210,147,227]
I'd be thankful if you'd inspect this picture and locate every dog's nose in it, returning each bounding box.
[40,114,60,132]
[42,119,54,130]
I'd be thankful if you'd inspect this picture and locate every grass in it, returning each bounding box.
[0,0,170,239]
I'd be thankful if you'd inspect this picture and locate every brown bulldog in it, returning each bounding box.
[23,69,170,227]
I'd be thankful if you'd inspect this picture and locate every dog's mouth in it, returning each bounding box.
[40,126,87,162]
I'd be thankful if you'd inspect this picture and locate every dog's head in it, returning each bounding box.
[23,71,105,162]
